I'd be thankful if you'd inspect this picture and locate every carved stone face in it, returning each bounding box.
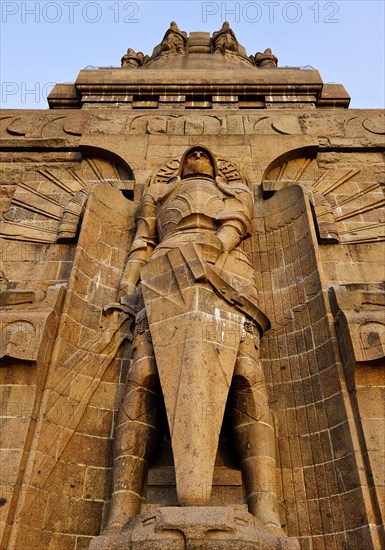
[181,149,214,179]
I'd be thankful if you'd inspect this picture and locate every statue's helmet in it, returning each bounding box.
[179,146,218,179]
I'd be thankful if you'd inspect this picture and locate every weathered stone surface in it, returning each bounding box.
[1,22,384,550]
[90,507,299,549]
[332,283,385,361]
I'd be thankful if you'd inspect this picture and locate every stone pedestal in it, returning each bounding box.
[90,507,300,549]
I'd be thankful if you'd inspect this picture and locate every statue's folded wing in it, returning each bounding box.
[6,184,137,538]
[244,184,353,538]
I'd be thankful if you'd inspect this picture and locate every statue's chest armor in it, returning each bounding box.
[157,180,225,229]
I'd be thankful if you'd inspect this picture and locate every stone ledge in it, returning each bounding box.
[90,506,300,549]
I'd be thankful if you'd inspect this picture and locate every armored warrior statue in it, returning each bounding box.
[255,48,278,68]
[160,21,187,54]
[121,48,144,69]
[212,21,239,54]
[105,147,281,535]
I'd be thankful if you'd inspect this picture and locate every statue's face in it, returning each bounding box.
[182,149,214,178]
[186,150,209,162]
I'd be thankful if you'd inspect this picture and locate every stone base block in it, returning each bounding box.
[90,506,300,549]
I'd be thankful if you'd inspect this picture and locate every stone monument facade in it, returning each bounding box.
[0,24,384,550]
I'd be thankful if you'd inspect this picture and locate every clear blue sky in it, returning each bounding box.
[1,0,384,109]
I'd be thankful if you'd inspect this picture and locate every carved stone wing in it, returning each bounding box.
[6,185,136,540]
[245,184,370,539]
[0,156,134,243]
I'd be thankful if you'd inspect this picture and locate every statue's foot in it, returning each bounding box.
[247,494,284,535]
[261,521,286,537]
[103,512,137,536]
[102,522,122,536]
[103,491,142,535]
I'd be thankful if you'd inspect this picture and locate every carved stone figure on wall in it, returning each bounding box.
[212,21,239,54]
[104,146,282,535]
[160,21,187,54]
[255,48,278,68]
[0,320,36,361]
[121,48,144,68]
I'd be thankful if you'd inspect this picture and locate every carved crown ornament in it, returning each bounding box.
[120,21,278,69]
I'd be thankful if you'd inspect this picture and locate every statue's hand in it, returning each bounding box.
[118,283,140,307]
[195,233,223,264]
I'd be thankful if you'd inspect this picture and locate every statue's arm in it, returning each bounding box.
[215,190,253,254]
[119,193,157,296]
[216,221,244,252]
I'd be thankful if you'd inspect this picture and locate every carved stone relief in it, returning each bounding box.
[152,156,244,186]
[263,155,384,245]
[2,112,384,141]
[0,155,135,243]
[333,283,385,362]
